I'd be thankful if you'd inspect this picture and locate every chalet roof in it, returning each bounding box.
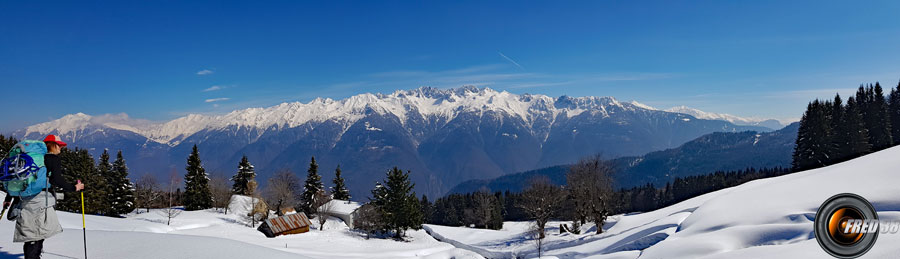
[264,212,312,234]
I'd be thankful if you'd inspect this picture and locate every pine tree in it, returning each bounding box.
[845,97,872,157]
[301,156,324,215]
[792,100,833,170]
[107,151,135,216]
[0,134,18,157]
[793,103,813,170]
[98,149,111,178]
[890,83,900,142]
[370,167,422,238]
[490,192,504,230]
[822,100,836,164]
[231,155,256,195]
[97,150,113,214]
[856,85,870,126]
[183,144,213,210]
[830,94,849,162]
[869,82,894,150]
[96,149,114,214]
[420,195,433,223]
[56,148,108,215]
[331,165,351,201]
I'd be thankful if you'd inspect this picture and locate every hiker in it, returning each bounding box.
[11,135,84,259]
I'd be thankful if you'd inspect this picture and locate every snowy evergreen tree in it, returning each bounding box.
[96,149,114,214]
[793,85,899,171]
[890,83,900,142]
[231,155,256,195]
[792,110,813,171]
[870,83,894,150]
[300,156,324,215]
[0,134,17,155]
[792,100,833,171]
[57,148,108,215]
[856,84,892,151]
[420,195,432,224]
[97,150,113,214]
[844,97,872,157]
[829,94,849,162]
[331,165,351,201]
[98,149,111,178]
[108,151,136,216]
[370,167,422,238]
[183,144,213,210]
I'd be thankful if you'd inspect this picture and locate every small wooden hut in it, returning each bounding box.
[257,212,312,237]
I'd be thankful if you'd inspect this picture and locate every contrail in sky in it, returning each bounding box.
[498,51,525,71]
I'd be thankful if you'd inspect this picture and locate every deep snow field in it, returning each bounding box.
[0,195,481,259]
[428,145,900,258]
[2,146,900,258]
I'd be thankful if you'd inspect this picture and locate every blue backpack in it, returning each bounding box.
[0,140,50,197]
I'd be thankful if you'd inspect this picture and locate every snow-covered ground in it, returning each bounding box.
[4,146,900,258]
[0,195,482,259]
[428,145,900,258]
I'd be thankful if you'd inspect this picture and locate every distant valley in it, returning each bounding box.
[449,122,798,194]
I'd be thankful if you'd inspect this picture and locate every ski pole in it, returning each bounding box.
[80,180,87,259]
[0,200,8,220]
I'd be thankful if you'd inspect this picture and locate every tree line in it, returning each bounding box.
[793,82,900,171]
[157,147,356,227]
[0,136,412,234]
[151,145,423,239]
[427,162,791,229]
[617,167,792,212]
[426,162,792,257]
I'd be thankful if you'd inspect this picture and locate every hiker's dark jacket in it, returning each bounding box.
[44,154,75,192]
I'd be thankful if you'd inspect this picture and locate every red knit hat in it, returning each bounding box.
[43,135,67,147]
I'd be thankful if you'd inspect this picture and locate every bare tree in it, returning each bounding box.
[157,172,183,225]
[313,189,333,231]
[519,176,566,240]
[210,174,233,214]
[244,180,269,227]
[567,155,614,234]
[464,191,496,228]
[135,174,161,213]
[250,196,269,228]
[352,203,382,239]
[529,220,546,258]
[265,169,301,216]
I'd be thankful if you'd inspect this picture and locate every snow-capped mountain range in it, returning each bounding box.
[664,106,785,129]
[16,86,778,198]
[28,86,751,146]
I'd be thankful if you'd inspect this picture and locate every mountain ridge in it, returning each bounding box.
[665,105,786,129]
[448,122,799,195]
[24,87,784,145]
[15,86,775,199]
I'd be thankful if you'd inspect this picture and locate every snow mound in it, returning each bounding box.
[322,199,362,215]
[228,194,257,216]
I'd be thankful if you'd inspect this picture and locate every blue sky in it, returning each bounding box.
[3,1,900,132]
